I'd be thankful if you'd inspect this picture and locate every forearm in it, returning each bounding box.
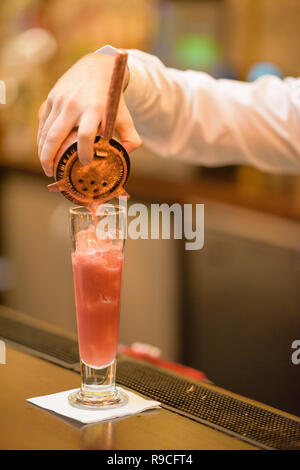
[125,50,300,174]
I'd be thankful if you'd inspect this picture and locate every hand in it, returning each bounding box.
[37,52,141,177]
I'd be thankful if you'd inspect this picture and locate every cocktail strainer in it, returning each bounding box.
[47,50,130,206]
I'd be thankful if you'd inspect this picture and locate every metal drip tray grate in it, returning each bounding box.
[1,310,299,450]
[116,360,300,450]
[0,314,79,366]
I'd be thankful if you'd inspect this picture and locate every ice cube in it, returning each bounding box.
[76,226,99,253]
[97,235,113,253]
[76,226,124,255]
[98,227,124,252]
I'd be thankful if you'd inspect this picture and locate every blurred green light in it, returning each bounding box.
[175,34,220,70]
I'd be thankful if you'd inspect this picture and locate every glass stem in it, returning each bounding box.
[81,360,117,397]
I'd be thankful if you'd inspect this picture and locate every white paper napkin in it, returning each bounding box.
[27,387,160,424]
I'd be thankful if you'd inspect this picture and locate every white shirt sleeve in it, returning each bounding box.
[124,49,300,174]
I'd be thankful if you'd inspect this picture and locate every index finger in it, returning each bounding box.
[39,110,76,176]
[37,100,52,143]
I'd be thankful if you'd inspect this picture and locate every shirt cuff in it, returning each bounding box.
[94,44,119,56]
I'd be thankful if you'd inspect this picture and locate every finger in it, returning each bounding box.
[115,102,141,154]
[37,99,52,144]
[38,105,60,157]
[77,107,102,166]
[38,101,47,120]
[40,111,77,177]
[53,129,79,164]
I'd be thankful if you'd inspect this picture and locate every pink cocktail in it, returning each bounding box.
[72,231,123,368]
[68,204,128,409]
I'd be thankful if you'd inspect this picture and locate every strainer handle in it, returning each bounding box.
[102,49,128,141]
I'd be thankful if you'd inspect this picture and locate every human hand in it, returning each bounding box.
[37,52,141,177]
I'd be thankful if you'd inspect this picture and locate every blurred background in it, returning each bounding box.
[0,0,299,415]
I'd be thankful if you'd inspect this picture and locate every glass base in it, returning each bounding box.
[68,359,128,410]
[68,388,128,410]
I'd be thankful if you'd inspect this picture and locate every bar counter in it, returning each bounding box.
[1,343,300,450]
[0,345,255,450]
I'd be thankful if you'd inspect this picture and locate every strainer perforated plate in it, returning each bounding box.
[51,135,130,206]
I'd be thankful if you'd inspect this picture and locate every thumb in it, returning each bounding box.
[115,102,141,154]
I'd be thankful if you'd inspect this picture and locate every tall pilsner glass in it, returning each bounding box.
[68,203,127,409]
